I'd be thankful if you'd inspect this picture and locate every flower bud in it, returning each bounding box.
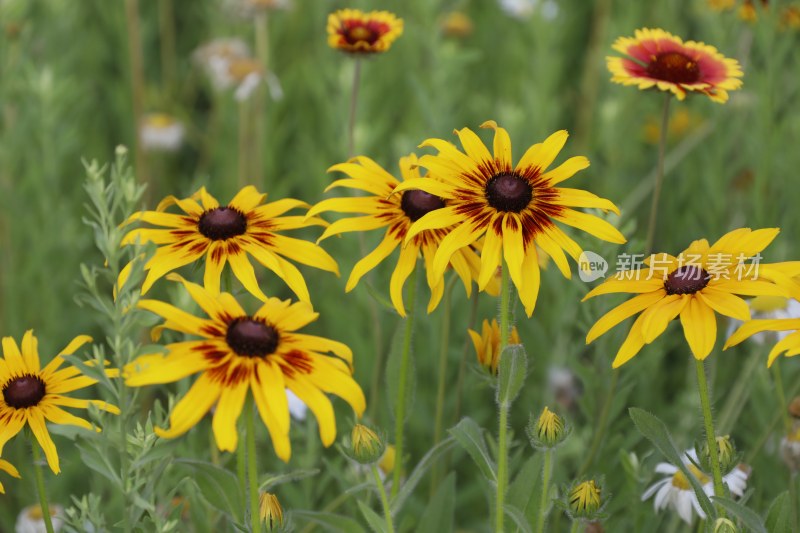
[713,517,738,533]
[259,492,284,531]
[347,424,385,465]
[567,479,605,521]
[697,435,738,475]
[527,406,569,449]
[468,319,520,376]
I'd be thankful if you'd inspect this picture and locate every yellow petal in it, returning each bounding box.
[679,297,717,360]
[212,381,249,452]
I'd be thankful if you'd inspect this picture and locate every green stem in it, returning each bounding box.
[695,359,725,501]
[495,263,511,533]
[536,449,553,533]
[644,93,671,254]
[158,0,176,98]
[790,473,799,533]
[237,419,247,520]
[390,263,419,500]
[430,275,457,493]
[569,521,580,533]
[771,361,792,435]
[31,443,55,533]
[123,0,149,191]
[246,396,260,533]
[577,370,618,477]
[237,99,250,189]
[119,370,132,533]
[372,465,395,533]
[254,12,270,185]
[347,59,362,158]
[453,288,480,423]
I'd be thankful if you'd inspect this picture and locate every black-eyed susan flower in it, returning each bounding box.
[327,9,403,54]
[642,449,750,525]
[468,319,521,375]
[393,121,625,317]
[119,186,338,303]
[125,275,365,461]
[0,459,20,493]
[584,228,800,367]
[607,28,743,103]
[308,154,488,316]
[0,331,119,474]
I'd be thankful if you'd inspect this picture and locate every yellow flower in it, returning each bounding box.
[468,319,520,375]
[259,492,284,530]
[125,275,365,461]
[0,459,20,493]
[393,121,625,316]
[584,228,800,367]
[119,186,338,303]
[0,331,119,473]
[536,406,565,446]
[607,28,743,103]
[309,154,488,316]
[327,9,403,54]
[569,480,602,517]
[440,11,473,38]
[707,0,736,10]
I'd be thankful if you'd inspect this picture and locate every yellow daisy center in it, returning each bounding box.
[348,26,374,43]
[2,374,46,409]
[486,173,533,213]
[664,265,710,295]
[225,318,279,357]
[400,190,445,221]
[646,52,700,84]
[198,207,247,241]
[671,464,710,490]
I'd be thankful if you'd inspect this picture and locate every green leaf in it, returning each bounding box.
[292,510,367,533]
[507,454,542,514]
[765,492,792,533]
[628,407,716,521]
[175,459,243,522]
[505,503,534,533]
[386,320,416,423]
[496,344,528,406]
[391,436,456,515]
[77,441,122,488]
[258,468,320,491]
[448,418,496,484]
[417,473,455,533]
[357,500,388,533]
[713,496,767,533]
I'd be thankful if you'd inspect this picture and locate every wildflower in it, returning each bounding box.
[15,504,64,533]
[528,406,568,449]
[118,186,338,303]
[308,155,487,316]
[193,38,250,82]
[607,28,743,103]
[468,319,521,375]
[0,459,20,494]
[208,56,264,101]
[567,479,604,520]
[707,0,736,10]
[327,9,403,54]
[499,0,558,20]
[642,449,750,524]
[259,492,284,531]
[725,296,800,365]
[139,113,185,152]
[0,331,119,474]
[726,295,800,344]
[584,228,800,367]
[125,276,365,461]
[348,424,385,464]
[440,11,473,38]
[394,121,625,317]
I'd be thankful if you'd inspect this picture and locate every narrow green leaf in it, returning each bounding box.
[764,492,792,533]
[357,500,388,533]
[292,510,367,533]
[713,496,767,533]
[391,436,456,515]
[175,459,243,521]
[628,407,716,520]
[258,468,320,491]
[507,454,542,513]
[505,503,534,533]
[448,418,496,483]
[417,473,455,533]
[496,344,528,406]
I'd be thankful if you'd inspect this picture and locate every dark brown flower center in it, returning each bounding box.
[486,173,533,213]
[226,318,279,357]
[400,190,445,222]
[664,265,710,295]
[341,21,387,45]
[198,207,247,241]
[3,375,46,409]
[646,52,700,84]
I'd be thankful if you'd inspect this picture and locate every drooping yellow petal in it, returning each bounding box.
[251,363,291,462]
[480,120,512,170]
[724,318,800,349]
[586,291,665,343]
[305,357,366,416]
[389,243,419,317]
[27,410,60,474]
[21,330,40,371]
[555,210,626,244]
[228,252,268,302]
[287,376,337,446]
[454,126,493,165]
[611,313,647,368]
[156,374,221,440]
[680,296,717,360]
[517,130,568,174]
[697,288,750,322]
[212,380,249,452]
[540,156,590,186]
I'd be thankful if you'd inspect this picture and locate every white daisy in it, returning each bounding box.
[498,0,558,20]
[15,504,64,533]
[139,113,184,152]
[642,449,751,525]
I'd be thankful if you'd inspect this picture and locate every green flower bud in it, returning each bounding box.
[713,517,738,533]
[347,424,385,465]
[527,406,569,449]
[697,435,739,475]
[568,479,604,520]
